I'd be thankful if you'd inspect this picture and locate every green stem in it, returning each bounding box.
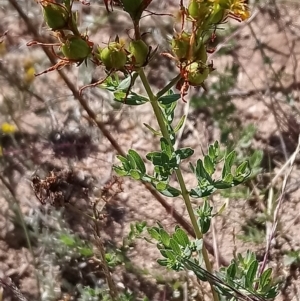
[156,74,181,99]
[138,69,219,301]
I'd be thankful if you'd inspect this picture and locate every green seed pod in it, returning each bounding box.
[99,42,127,70]
[120,0,144,20]
[42,2,69,30]
[171,32,192,61]
[209,4,226,24]
[61,36,92,61]
[188,0,211,22]
[187,62,209,86]
[129,40,149,67]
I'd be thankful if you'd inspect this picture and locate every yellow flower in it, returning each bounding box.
[208,0,250,20]
[229,0,250,20]
[1,122,17,134]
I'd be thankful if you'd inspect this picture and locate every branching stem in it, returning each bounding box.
[138,69,219,301]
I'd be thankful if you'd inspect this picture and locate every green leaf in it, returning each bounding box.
[127,153,136,168]
[117,72,138,90]
[226,263,236,278]
[116,155,131,170]
[197,202,212,234]
[204,156,214,176]
[235,161,251,181]
[156,181,167,191]
[135,221,146,233]
[113,166,128,176]
[246,260,258,289]
[183,259,207,282]
[160,153,171,168]
[169,238,181,255]
[223,173,234,183]
[173,115,186,133]
[146,151,162,165]
[99,74,120,91]
[130,169,141,180]
[160,249,169,258]
[208,141,219,160]
[160,138,172,158]
[198,216,211,234]
[159,185,181,197]
[213,181,232,189]
[157,259,169,266]
[160,229,170,246]
[245,250,256,265]
[128,149,146,174]
[114,91,149,105]
[174,228,189,247]
[147,228,161,241]
[222,150,236,178]
[175,148,194,160]
[113,90,127,101]
[143,123,161,136]
[259,268,272,290]
[189,186,216,198]
[158,94,181,104]
[196,159,212,182]
[236,161,249,174]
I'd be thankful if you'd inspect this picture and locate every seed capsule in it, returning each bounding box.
[42,2,69,30]
[61,36,92,61]
[187,62,209,86]
[120,0,144,20]
[129,40,149,67]
[99,42,127,70]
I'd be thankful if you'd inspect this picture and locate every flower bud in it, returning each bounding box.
[42,2,69,30]
[129,40,149,67]
[99,42,127,70]
[61,36,92,61]
[187,62,209,86]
